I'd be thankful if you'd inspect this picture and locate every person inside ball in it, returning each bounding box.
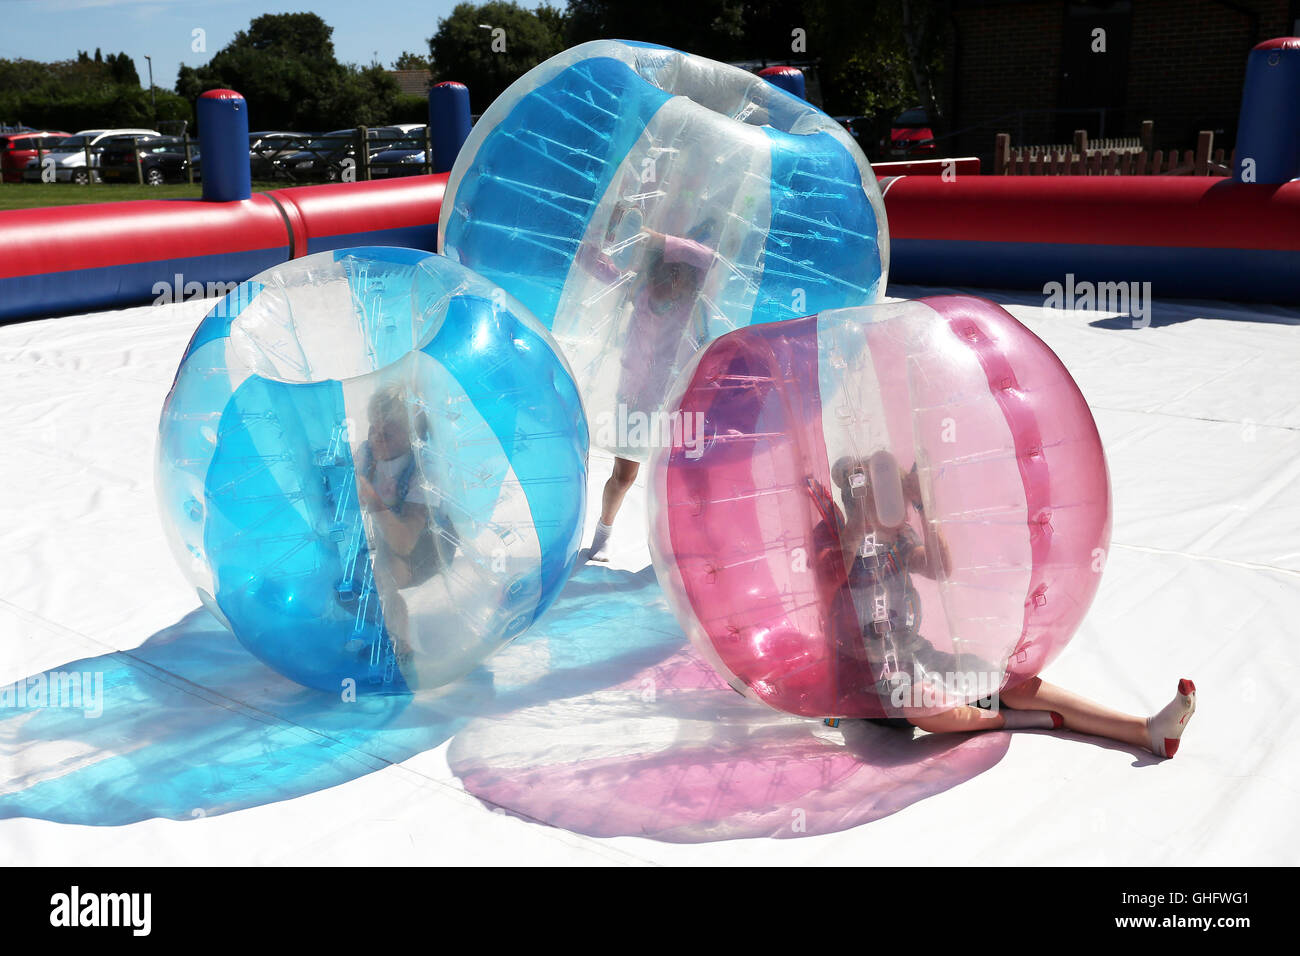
[811,450,1197,758]
[811,451,962,721]
[354,383,457,657]
[582,219,717,562]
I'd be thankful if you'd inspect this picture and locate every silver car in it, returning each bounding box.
[23,128,162,184]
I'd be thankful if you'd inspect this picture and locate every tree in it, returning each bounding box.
[0,53,188,130]
[555,0,951,149]
[177,12,401,130]
[802,0,949,137]
[107,52,140,87]
[427,2,567,112]
[563,0,749,61]
[392,51,431,71]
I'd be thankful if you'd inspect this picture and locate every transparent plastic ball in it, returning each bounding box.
[649,296,1111,719]
[157,247,588,694]
[440,39,888,461]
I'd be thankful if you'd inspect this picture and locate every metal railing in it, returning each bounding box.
[902,106,1114,158]
[8,124,438,186]
[254,127,437,183]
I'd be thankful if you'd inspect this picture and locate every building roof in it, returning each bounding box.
[389,70,432,96]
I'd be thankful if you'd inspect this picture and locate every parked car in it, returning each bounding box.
[1,130,70,183]
[22,128,161,183]
[883,107,936,158]
[249,131,307,179]
[99,136,201,185]
[273,125,424,182]
[368,130,431,178]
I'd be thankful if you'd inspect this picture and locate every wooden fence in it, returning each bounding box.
[994,122,1232,176]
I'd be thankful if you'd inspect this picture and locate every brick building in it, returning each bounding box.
[944,0,1299,160]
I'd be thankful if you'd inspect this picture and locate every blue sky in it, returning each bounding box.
[0,0,517,89]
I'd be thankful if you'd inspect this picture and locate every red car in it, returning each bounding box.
[0,130,70,183]
[884,108,936,158]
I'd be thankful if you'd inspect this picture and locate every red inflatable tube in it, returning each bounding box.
[883,175,1300,249]
[272,175,446,256]
[0,194,288,279]
[881,175,1300,302]
[0,175,447,322]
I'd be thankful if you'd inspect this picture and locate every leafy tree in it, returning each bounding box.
[392,51,431,71]
[427,2,567,112]
[107,52,140,87]
[0,53,189,131]
[563,0,748,61]
[1,2,952,149]
[557,0,950,148]
[390,94,431,124]
[332,63,404,127]
[804,0,949,135]
[177,12,401,130]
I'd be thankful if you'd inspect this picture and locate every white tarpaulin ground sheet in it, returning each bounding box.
[1,284,1297,865]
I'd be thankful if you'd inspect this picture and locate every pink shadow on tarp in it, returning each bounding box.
[449,646,1010,842]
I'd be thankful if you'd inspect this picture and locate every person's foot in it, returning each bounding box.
[586,520,614,563]
[1147,678,1196,758]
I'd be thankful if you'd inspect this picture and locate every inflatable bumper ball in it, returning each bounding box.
[649,296,1111,720]
[157,247,588,694]
[440,39,888,461]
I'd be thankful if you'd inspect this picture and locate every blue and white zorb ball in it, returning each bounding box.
[440,40,888,461]
[156,247,588,694]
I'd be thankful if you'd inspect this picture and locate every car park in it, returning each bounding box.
[22,128,161,183]
[272,125,424,182]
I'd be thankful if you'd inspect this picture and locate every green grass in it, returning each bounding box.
[0,181,283,211]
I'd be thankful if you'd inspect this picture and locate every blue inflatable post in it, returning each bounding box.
[429,81,472,173]
[759,65,806,101]
[1235,38,1300,184]
[199,89,252,202]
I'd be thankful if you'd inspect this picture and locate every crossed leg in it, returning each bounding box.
[903,676,1196,758]
[998,676,1150,750]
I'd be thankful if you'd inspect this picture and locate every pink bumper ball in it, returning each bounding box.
[648,295,1111,720]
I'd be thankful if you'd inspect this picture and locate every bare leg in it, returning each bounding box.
[384,590,411,658]
[1000,676,1150,751]
[372,550,413,657]
[587,458,640,560]
[600,457,640,525]
[902,677,1197,758]
[909,705,1008,735]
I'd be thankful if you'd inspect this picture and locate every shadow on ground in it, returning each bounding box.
[450,643,1011,842]
[1,562,1012,838]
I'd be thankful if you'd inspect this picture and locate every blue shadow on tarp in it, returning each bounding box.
[0,562,684,826]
